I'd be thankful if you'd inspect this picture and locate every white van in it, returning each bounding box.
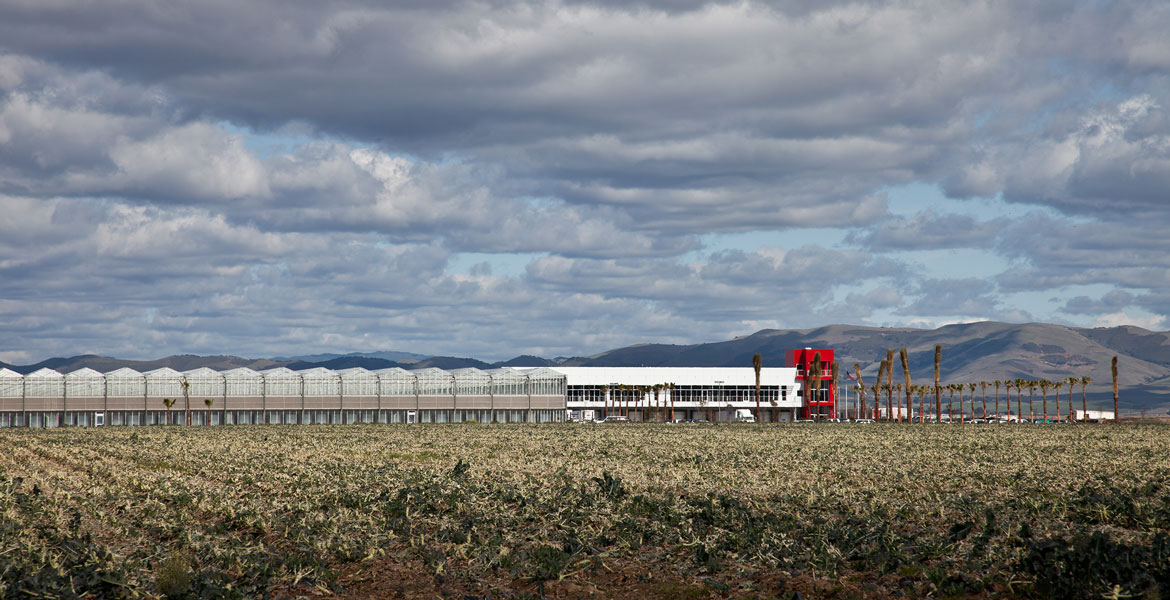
[733,409,756,423]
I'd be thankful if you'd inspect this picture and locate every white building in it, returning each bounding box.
[543,367,801,422]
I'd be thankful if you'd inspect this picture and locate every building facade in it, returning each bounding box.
[0,366,566,428]
[551,366,802,422]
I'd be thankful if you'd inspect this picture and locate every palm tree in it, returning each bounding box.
[898,348,912,423]
[870,383,881,419]
[204,398,213,425]
[1053,381,1063,422]
[875,360,887,421]
[993,380,1001,421]
[885,349,895,422]
[753,353,763,423]
[934,344,942,425]
[917,384,927,422]
[1112,356,1119,422]
[181,379,191,427]
[968,382,977,421]
[830,362,840,420]
[809,352,823,421]
[162,398,175,425]
[1043,378,1053,421]
[1027,380,1037,423]
[946,384,956,422]
[1080,376,1091,422]
[957,383,964,422]
[854,363,864,421]
[980,381,988,419]
[1015,378,1026,424]
[601,385,610,418]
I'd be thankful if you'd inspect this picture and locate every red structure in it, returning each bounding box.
[785,348,835,420]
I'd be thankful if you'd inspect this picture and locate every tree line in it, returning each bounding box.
[769,346,1121,423]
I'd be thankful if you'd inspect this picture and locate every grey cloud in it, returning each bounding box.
[847,210,1002,251]
[1061,291,1137,315]
[995,215,1170,292]
[897,277,1006,318]
[3,1,1170,362]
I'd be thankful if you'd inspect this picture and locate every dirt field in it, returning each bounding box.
[2,423,1168,598]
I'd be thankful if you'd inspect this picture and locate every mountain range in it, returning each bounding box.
[4,322,1168,414]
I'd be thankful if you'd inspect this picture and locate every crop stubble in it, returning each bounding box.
[1,424,1168,599]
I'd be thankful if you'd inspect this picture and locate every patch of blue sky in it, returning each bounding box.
[679,228,849,264]
[880,181,1068,221]
[216,120,426,161]
[448,252,544,277]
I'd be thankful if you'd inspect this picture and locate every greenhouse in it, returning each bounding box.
[0,366,566,428]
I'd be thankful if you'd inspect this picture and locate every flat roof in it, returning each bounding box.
[532,367,797,387]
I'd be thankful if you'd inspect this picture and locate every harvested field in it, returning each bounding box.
[2,423,1169,599]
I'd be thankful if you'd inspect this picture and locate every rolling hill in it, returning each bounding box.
[4,322,1168,414]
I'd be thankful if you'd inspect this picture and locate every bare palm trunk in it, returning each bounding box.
[933,345,942,424]
[1112,356,1119,422]
[885,349,894,421]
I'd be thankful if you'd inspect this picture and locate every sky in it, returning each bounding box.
[2,0,1170,364]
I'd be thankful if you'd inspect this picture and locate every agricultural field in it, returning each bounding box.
[2,424,1169,599]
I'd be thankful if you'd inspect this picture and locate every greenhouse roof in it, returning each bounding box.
[143,367,183,378]
[182,367,222,378]
[0,368,21,378]
[485,368,527,379]
[299,367,338,379]
[258,367,298,377]
[521,367,567,379]
[106,367,143,378]
[221,367,261,378]
[66,367,104,378]
[27,368,63,378]
[450,367,489,377]
[371,367,412,377]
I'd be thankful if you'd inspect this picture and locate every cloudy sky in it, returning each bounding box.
[2,0,1169,363]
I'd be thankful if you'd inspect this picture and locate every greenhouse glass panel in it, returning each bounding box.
[26,368,64,397]
[259,368,301,396]
[338,368,378,396]
[0,368,22,399]
[525,368,566,396]
[299,367,340,396]
[487,368,527,396]
[414,368,454,395]
[182,368,224,398]
[65,368,104,397]
[374,368,415,397]
[223,368,263,396]
[144,368,184,398]
[105,368,145,397]
[451,368,490,396]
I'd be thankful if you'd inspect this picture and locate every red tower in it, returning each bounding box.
[785,348,835,420]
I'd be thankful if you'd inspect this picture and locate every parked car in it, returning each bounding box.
[855,418,875,424]
[599,415,629,423]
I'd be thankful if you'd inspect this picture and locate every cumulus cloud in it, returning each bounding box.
[3,0,1170,362]
[847,210,1003,251]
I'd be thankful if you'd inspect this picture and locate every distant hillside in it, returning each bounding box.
[559,322,1170,415]
[1,354,284,375]
[6,322,1169,414]
[272,350,429,364]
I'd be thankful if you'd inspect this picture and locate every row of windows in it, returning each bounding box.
[0,409,567,428]
[568,385,790,404]
[4,380,565,398]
